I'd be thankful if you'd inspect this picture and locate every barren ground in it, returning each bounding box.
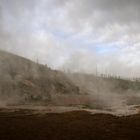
[0,109,140,140]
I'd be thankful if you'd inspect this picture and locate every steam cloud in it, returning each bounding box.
[0,1,140,116]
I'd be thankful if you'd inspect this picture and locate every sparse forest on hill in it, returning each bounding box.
[0,50,140,109]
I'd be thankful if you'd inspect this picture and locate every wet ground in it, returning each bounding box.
[0,108,140,140]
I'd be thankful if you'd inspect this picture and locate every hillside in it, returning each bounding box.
[66,73,140,107]
[67,73,140,93]
[1,50,140,108]
[0,50,81,105]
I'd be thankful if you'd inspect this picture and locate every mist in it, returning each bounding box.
[0,0,140,116]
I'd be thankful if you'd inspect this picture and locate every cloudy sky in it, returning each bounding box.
[0,0,140,77]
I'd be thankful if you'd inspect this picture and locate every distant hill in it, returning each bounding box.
[0,50,81,105]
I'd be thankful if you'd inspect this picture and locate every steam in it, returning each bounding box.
[0,0,140,115]
[65,72,140,114]
[0,50,140,116]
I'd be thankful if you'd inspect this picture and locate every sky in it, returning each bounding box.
[0,0,140,77]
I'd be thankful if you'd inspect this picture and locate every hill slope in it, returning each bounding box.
[66,73,140,107]
[0,50,81,105]
[1,50,140,108]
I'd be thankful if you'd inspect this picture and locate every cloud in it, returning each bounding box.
[0,0,140,77]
